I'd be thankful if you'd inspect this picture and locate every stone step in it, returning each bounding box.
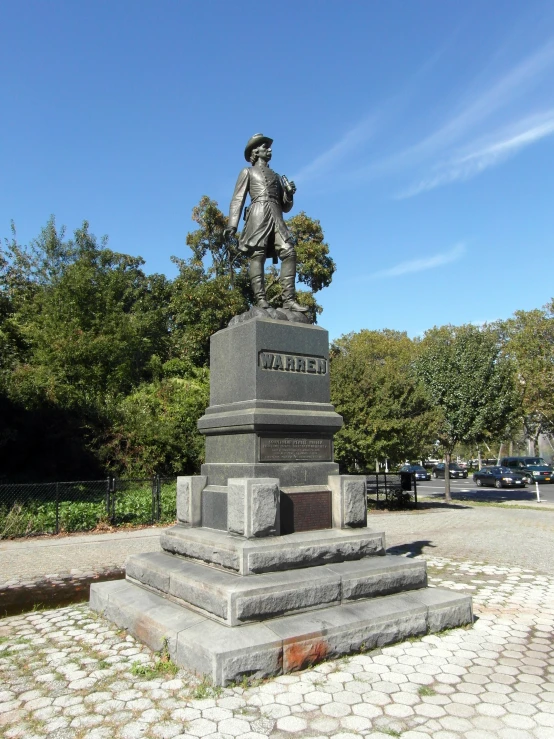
[160,524,386,575]
[90,579,473,686]
[127,551,339,626]
[126,552,427,626]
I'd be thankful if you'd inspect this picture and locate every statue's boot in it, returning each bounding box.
[280,253,309,312]
[249,255,270,309]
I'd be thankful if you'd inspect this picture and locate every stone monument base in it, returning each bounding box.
[91,574,471,685]
[90,475,472,685]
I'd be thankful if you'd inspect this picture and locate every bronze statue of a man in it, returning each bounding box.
[223,133,308,313]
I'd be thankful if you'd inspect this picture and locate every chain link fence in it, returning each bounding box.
[0,477,177,539]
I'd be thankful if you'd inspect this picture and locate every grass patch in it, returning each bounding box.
[418,685,436,696]
[130,638,178,679]
[189,676,223,699]
[230,674,263,690]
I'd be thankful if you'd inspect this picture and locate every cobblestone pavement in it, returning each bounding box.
[1,556,553,739]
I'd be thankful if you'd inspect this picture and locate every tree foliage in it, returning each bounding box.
[1,218,173,479]
[106,373,209,477]
[497,304,554,453]
[330,330,438,472]
[415,324,519,500]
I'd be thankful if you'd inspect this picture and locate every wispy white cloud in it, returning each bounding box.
[291,115,376,184]
[397,111,554,198]
[292,44,450,185]
[291,35,554,196]
[388,38,554,171]
[370,242,466,279]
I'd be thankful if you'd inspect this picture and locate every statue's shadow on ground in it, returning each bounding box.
[386,540,437,558]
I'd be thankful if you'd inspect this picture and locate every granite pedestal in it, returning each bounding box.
[197,317,342,488]
[90,317,473,684]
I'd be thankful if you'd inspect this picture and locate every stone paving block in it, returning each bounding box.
[326,555,427,601]
[160,525,386,575]
[328,475,367,529]
[267,594,429,673]
[227,478,280,538]
[88,579,129,613]
[175,618,283,686]
[90,580,205,655]
[90,580,473,685]
[126,552,179,593]
[160,526,242,572]
[407,587,474,632]
[127,551,342,625]
[176,475,206,527]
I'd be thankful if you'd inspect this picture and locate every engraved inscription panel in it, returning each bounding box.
[280,490,332,534]
[259,436,332,463]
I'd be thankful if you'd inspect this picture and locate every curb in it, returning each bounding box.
[0,568,125,618]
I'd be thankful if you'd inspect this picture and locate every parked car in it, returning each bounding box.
[432,463,468,479]
[500,456,553,484]
[399,464,431,481]
[473,466,527,489]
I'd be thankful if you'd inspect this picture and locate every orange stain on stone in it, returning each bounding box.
[284,638,329,672]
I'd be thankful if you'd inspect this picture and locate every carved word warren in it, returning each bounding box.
[259,352,327,374]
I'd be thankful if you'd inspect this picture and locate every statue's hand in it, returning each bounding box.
[288,180,297,195]
[223,227,237,240]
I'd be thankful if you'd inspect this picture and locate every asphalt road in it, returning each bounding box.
[415,475,554,503]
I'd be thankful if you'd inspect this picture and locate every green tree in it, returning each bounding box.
[330,330,438,472]
[415,324,519,501]
[1,218,172,479]
[8,220,170,411]
[498,304,554,454]
[106,371,209,476]
[0,221,40,382]
[185,195,249,283]
[169,258,249,368]
[1,201,337,481]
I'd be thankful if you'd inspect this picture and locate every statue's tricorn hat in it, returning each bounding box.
[244,133,273,162]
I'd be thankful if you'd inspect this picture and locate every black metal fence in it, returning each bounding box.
[0,477,177,539]
[366,472,418,509]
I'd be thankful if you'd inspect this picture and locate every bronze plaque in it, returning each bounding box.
[280,490,332,534]
[259,436,332,462]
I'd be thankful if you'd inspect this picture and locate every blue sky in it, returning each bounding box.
[2,0,554,341]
